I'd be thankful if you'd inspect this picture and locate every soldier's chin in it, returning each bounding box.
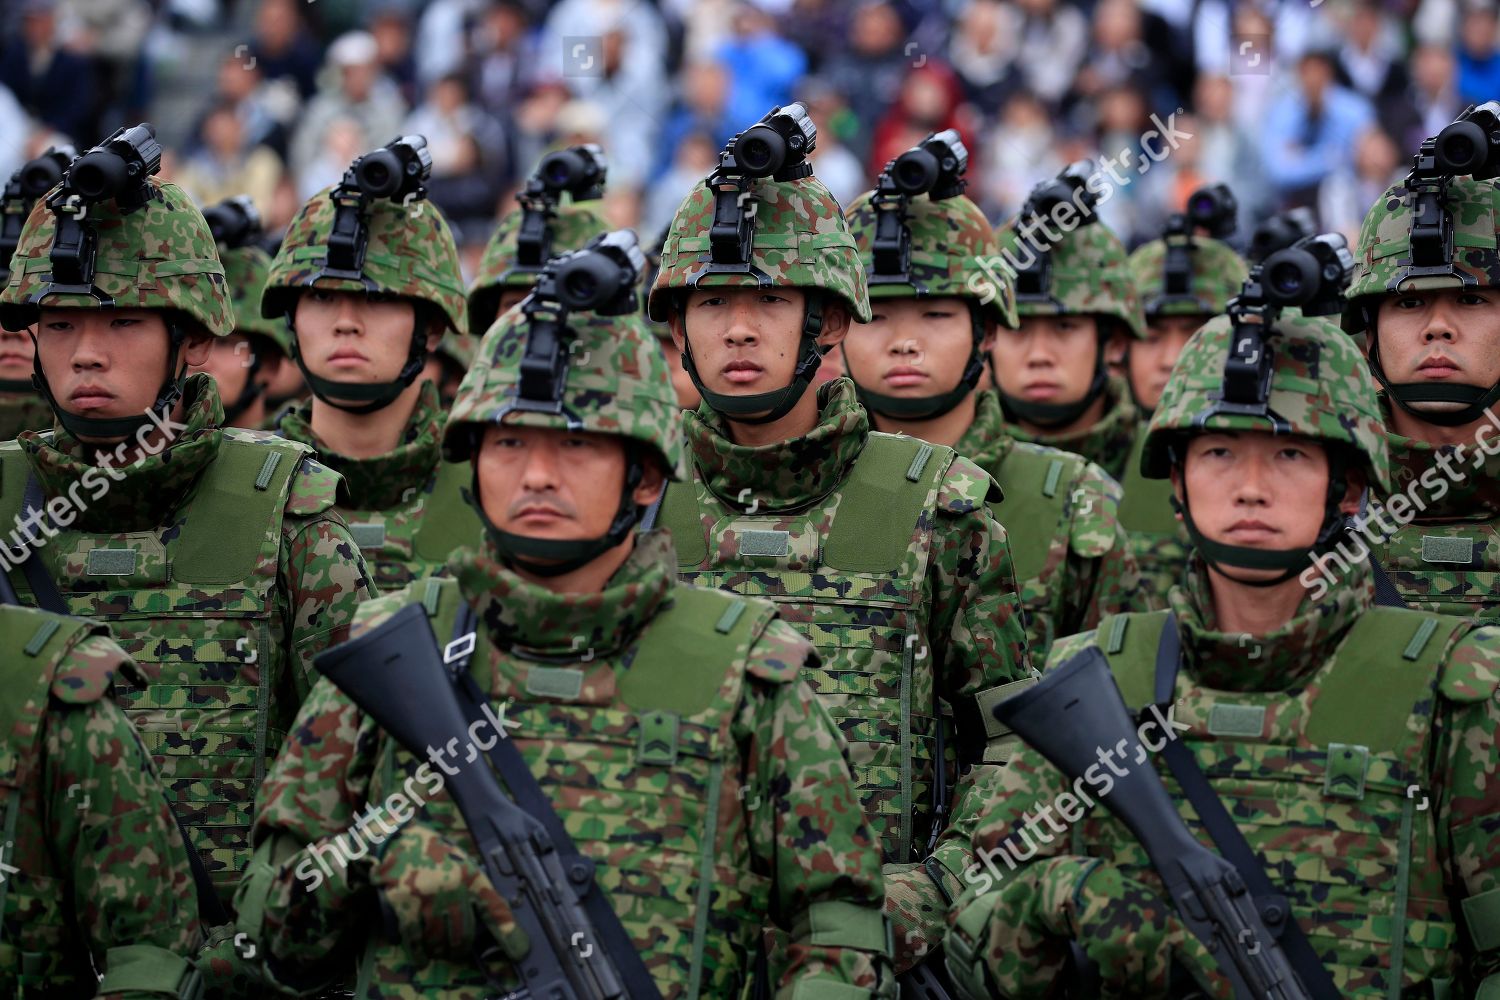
[1405,398,1470,416]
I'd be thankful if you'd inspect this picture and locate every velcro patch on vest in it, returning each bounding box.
[1207,703,1266,739]
[637,710,679,765]
[525,667,584,701]
[1323,743,1369,800]
[738,529,789,558]
[349,523,387,551]
[85,548,137,576]
[1421,535,1475,565]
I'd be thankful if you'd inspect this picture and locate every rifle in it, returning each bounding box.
[991,647,1316,1000]
[314,602,632,1000]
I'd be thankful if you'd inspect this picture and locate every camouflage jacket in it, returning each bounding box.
[0,607,202,999]
[276,380,483,593]
[237,530,896,998]
[661,378,1032,971]
[1005,379,1188,605]
[0,390,49,443]
[1369,399,1500,622]
[942,558,1500,997]
[955,390,1153,661]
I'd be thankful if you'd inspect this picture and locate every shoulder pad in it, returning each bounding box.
[350,585,427,640]
[284,455,351,517]
[1042,628,1101,673]
[1064,458,1127,560]
[937,454,1003,515]
[745,615,816,685]
[51,632,146,704]
[1439,624,1500,703]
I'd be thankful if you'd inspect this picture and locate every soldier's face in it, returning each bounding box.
[292,290,441,391]
[474,424,665,544]
[1172,431,1364,583]
[0,325,35,384]
[36,308,212,423]
[191,333,276,407]
[989,314,1100,406]
[1374,286,1500,416]
[1131,315,1207,411]
[669,287,849,404]
[497,288,529,316]
[841,296,989,400]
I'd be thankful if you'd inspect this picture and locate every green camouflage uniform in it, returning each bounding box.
[0,604,204,998]
[265,183,483,593]
[236,283,895,998]
[649,169,1032,971]
[1346,176,1500,621]
[0,178,376,993]
[944,311,1500,998]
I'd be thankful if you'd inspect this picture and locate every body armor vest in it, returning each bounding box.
[1086,607,1469,996]
[0,432,308,904]
[0,393,51,443]
[659,432,951,862]
[356,577,777,999]
[339,459,481,593]
[1115,429,1190,601]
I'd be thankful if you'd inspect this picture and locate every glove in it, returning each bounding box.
[370,819,528,966]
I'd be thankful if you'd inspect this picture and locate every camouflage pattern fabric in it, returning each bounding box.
[1003,376,1139,484]
[994,219,1145,338]
[648,175,873,323]
[0,374,375,921]
[0,391,51,442]
[1126,235,1248,318]
[237,531,896,998]
[0,177,233,336]
[942,558,1500,997]
[0,605,203,997]
[261,184,468,337]
[277,379,482,592]
[467,202,610,337]
[220,244,290,355]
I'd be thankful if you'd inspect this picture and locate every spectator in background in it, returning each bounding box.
[1071,0,1182,114]
[981,89,1062,221]
[804,78,866,209]
[1405,43,1464,150]
[403,73,508,244]
[0,85,33,183]
[60,0,152,128]
[1192,73,1271,228]
[821,1,915,161]
[470,1,537,121]
[1319,124,1403,242]
[948,0,1014,117]
[867,63,978,182]
[413,0,485,89]
[715,3,806,129]
[1,0,95,143]
[655,59,734,177]
[642,128,717,238]
[1261,49,1374,209]
[175,100,284,215]
[995,0,1090,109]
[369,4,419,108]
[296,113,367,201]
[249,0,323,101]
[289,31,407,183]
[1457,0,1500,105]
[1335,0,1414,127]
[1092,81,1156,244]
[194,50,300,162]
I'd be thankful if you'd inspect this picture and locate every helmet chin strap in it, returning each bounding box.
[679,293,827,425]
[220,348,266,426]
[1171,447,1351,588]
[0,379,33,393]
[29,322,192,442]
[998,328,1110,430]
[1366,315,1500,427]
[847,301,988,421]
[287,305,433,416]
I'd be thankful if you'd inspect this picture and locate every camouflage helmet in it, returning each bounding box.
[844,189,1017,326]
[468,202,610,336]
[220,245,290,354]
[1127,236,1249,318]
[995,220,1145,338]
[261,184,468,336]
[1142,310,1390,495]
[434,330,476,370]
[0,175,231,335]
[647,175,872,323]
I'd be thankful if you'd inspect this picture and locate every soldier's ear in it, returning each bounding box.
[979,316,998,353]
[1337,466,1367,515]
[666,309,686,354]
[179,323,214,367]
[1169,464,1185,521]
[632,454,667,508]
[817,300,850,348]
[423,314,444,354]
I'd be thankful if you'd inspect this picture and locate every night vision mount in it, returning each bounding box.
[1152,183,1237,313]
[513,229,645,413]
[700,103,816,280]
[2,143,76,280]
[1396,100,1500,288]
[44,124,160,299]
[514,143,607,274]
[868,128,969,287]
[1012,159,1099,304]
[203,195,263,252]
[1210,232,1353,422]
[321,134,432,284]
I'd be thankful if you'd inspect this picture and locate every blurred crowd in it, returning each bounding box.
[0,0,1491,276]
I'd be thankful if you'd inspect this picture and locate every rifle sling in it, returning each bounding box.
[1152,614,1340,1000]
[446,602,665,1000]
[1368,552,1409,609]
[18,474,67,615]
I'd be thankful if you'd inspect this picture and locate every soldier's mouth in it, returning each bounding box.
[722,360,764,384]
[1416,356,1461,378]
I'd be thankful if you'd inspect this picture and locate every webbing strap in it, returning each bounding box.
[18,475,65,615]
[1389,792,1415,1000]
[1153,615,1340,1000]
[1369,551,1410,609]
[1463,887,1500,954]
[446,604,664,1000]
[0,792,18,950]
[685,758,723,1000]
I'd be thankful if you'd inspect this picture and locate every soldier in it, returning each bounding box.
[420,332,473,408]
[1121,186,1249,600]
[943,284,1500,997]
[263,136,483,593]
[0,603,205,997]
[841,131,1149,664]
[191,197,292,431]
[0,145,74,441]
[234,233,896,997]
[1343,116,1500,620]
[646,105,1032,971]
[0,125,373,958]
[468,203,610,339]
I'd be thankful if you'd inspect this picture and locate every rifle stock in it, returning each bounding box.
[991,648,1312,1000]
[315,602,626,1000]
